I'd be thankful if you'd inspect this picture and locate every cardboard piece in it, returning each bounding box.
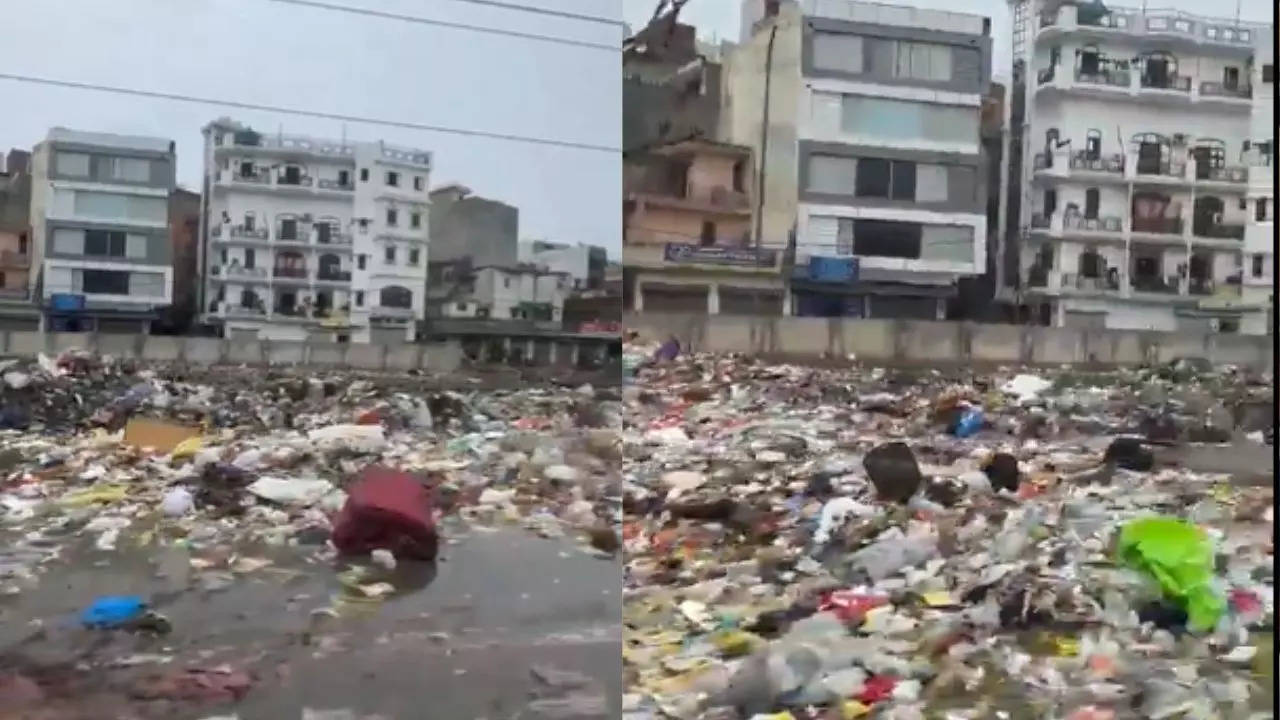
[123,418,201,454]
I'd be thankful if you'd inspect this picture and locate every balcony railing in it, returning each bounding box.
[1062,272,1123,292]
[1064,214,1125,233]
[316,269,352,282]
[1199,82,1251,99]
[1134,161,1186,178]
[224,305,267,317]
[1193,222,1245,240]
[229,225,269,240]
[1140,74,1191,92]
[276,175,314,187]
[211,265,269,279]
[273,267,308,279]
[0,250,31,267]
[1197,165,1247,183]
[232,172,270,185]
[1075,68,1130,88]
[1130,275,1180,294]
[316,233,353,246]
[1070,151,1125,173]
[1131,217,1184,235]
[317,179,355,191]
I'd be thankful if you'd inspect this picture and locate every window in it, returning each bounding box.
[282,165,302,185]
[1085,130,1102,160]
[81,269,130,295]
[386,171,399,187]
[338,170,350,187]
[455,302,468,311]
[1239,198,1248,211]
[379,286,412,308]
[1079,46,1101,76]
[244,248,256,269]
[360,168,369,182]
[126,234,147,259]
[410,212,421,229]
[1044,188,1058,217]
[732,160,747,192]
[1084,188,1100,219]
[240,289,258,308]
[919,225,973,262]
[130,272,165,297]
[18,234,28,255]
[386,209,398,226]
[355,290,365,307]
[510,308,521,319]
[813,32,863,73]
[1252,254,1265,277]
[316,223,331,244]
[85,230,126,257]
[1263,64,1275,83]
[357,254,367,270]
[893,41,952,81]
[890,161,916,199]
[358,218,369,232]
[73,191,166,222]
[220,248,228,264]
[915,163,949,202]
[239,161,255,178]
[840,95,977,144]
[409,249,420,265]
[808,155,857,194]
[853,219,922,258]
[853,159,916,199]
[385,246,396,263]
[244,212,256,231]
[503,277,511,289]
[700,221,716,246]
[1257,197,1270,222]
[279,218,298,240]
[111,157,151,182]
[56,152,90,177]
[52,229,83,254]
[413,176,424,191]
[1223,66,1241,90]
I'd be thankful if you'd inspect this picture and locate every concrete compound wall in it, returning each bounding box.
[626,313,1275,370]
[0,332,465,373]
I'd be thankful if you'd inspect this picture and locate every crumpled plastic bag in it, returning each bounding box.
[1115,516,1225,632]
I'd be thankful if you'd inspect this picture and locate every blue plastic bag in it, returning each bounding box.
[80,595,145,628]
[952,408,984,438]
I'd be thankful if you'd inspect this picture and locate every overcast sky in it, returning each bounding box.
[623,0,1273,82]
[0,0,622,253]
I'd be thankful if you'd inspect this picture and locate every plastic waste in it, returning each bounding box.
[81,595,145,628]
[1116,516,1225,632]
[246,477,335,507]
[161,487,194,517]
[847,532,938,581]
[951,407,983,437]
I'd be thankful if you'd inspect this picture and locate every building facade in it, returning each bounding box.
[725,0,993,319]
[518,240,608,291]
[198,119,430,343]
[1241,32,1273,330]
[624,138,781,314]
[29,128,176,333]
[1011,0,1272,333]
[160,188,201,333]
[425,259,570,322]
[0,150,36,325]
[427,184,519,269]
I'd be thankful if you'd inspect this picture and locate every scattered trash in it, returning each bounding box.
[81,595,146,628]
[332,466,438,560]
[1116,516,1225,632]
[123,417,201,453]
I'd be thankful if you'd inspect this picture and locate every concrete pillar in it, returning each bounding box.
[708,283,720,315]
[633,279,644,312]
[548,341,558,364]
[782,286,793,316]
[935,298,946,320]
[570,342,581,366]
[526,339,535,362]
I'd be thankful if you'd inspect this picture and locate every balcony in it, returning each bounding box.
[316,233,353,247]
[210,265,269,281]
[1061,272,1123,293]
[316,269,352,282]
[1131,217,1184,235]
[221,130,355,158]
[1133,160,1187,181]
[0,250,30,268]
[1192,222,1245,241]
[223,304,267,318]
[275,175,314,188]
[370,305,416,319]
[1196,165,1247,184]
[1199,82,1251,100]
[317,179,355,192]
[1075,67,1130,89]
[623,240,782,273]
[1039,3,1259,49]
[1064,214,1125,234]
[229,225,269,240]
[1130,275,1180,294]
[1070,151,1125,174]
[628,185,752,216]
[231,171,270,185]
[272,267,309,279]
[1139,74,1191,93]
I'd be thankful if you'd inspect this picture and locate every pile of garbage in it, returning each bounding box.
[621,349,1273,719]
[0,350,621,714]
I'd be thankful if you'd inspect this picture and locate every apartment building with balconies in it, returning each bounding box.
[1013,0,1272,333]
[725,0,992,319]
[29,128,175,333]
[198,119,430,343]
[1241,32,1273,331]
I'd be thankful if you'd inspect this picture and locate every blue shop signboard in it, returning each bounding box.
[806,256,859,283]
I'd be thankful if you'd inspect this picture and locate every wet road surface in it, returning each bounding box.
[1,525,620,719]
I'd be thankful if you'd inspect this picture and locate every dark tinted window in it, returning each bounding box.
[82,269,130,294]
[890,161,916,199]
[855,158,890,197]
[853,219,921,258]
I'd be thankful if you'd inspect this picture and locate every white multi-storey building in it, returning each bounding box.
[198,119,430,343]
[1241,32,1273,329]
[725,0,993,319]
[1011,0,1272,334]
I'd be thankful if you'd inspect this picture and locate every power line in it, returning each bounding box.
[0,72,619,153]
[259,0,619,51]
[442,0,620,26]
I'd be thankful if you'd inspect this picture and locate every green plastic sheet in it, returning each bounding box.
[1116,516,1225,632]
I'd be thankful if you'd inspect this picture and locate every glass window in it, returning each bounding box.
[385,246,396,263]
[409,249,421,265]
[126,234,148,259]
[807,154,857,193]
[813,32,863,73]
[355,290,365,306]
[52,229,83,254]
[130,272,165,297]
[56,152,90,177]
[836,218,854,255]
[111,157,151,182]
[380,286,412,308]
[81,269,130,295]
[74,191,128,218]
[855,158,891,197]
[920,224,973,261]
[386,209,398,226]
[85,230,126,256]
[841,95,976,144]
[890,161,916,199]
[386,171,399,187]
[853,219,922,259]
[410,212,421,229]
[915,164,949,202]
